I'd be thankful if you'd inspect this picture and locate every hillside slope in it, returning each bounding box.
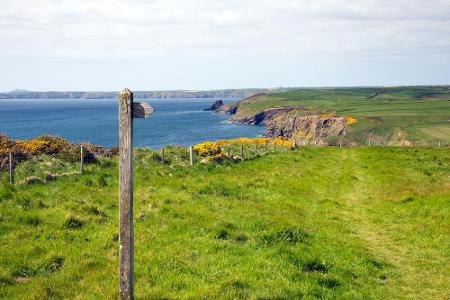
[229,86,450,146]
[0,147,449,298]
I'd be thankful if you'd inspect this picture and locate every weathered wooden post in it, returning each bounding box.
[254,144,258,156]
[241,145,244,160]
[161,147,165,164]
[80,145,84,173]
[189,146,194,166]
[118,88,153,300]
[9,151,14,185]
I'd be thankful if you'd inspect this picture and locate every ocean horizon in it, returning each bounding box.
[0,98,264,149]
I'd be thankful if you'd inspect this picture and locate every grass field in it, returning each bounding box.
[235,87,450,145]
[0,146,449,298]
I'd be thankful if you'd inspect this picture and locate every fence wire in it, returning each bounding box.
[1,141,447,187]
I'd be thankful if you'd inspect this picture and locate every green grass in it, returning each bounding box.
[235,87,450,145]
[0,147,449,298]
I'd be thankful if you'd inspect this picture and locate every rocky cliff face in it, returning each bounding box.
[265,111,346,144]
[204,101,238,115]
[231,107,346,144]
[204,100,224,111]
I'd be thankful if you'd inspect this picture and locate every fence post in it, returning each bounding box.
[118,88,134,300]
[9,151,14,185]
[240,145,244,160]
[189,146,194,166]
[117,88,153,300]
[228,147,231,157]
[161,147,165,164]
[339,140,342,148]
[254,144,258,156]
[438,140,441,148]
[80,145,84,173]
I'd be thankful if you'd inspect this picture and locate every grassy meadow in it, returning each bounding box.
[0,146,449,299]
[235,87,450,145]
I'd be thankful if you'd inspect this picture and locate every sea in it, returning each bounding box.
[0,98,263,149]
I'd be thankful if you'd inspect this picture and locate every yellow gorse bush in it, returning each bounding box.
[345,116,358,125]
[195,137,294,157]
[193,142,221,156]
[15,140,52,155]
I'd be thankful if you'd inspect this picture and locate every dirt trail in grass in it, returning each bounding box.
[334,149,443,298]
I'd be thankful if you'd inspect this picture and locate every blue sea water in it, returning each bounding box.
[0,98,263,148]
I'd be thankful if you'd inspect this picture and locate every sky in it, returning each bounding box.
[1,0,449,91]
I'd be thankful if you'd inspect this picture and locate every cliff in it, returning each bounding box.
[230,107,346,144]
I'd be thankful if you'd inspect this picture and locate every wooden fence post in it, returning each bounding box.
[80,145,84,173]
[241,145,244,160]
[189,146,194,166]
[118,88,153,300]
[254,144,258,156]
[119,88,134,300]
[228,147,231,157]
[161,147,165,164]
[9,151,14,185]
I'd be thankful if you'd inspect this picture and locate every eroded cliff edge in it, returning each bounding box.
[207,94,350,145]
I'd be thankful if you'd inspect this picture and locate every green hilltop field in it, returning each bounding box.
[233,86,450,146]
[0,146,449,298]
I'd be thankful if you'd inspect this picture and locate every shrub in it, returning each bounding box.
[345,116,358,125]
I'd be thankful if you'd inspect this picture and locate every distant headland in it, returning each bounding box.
[0,88,290,99]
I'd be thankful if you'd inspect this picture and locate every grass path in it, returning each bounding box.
[335,148,450,298]
[0,147,449,298]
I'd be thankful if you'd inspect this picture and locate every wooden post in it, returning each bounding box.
[368,140,371,147]
[228,147,231,157]
[241,145,244,160]
[161,147,165,164]
[80,145,84,173]
[438,140,441,148]
[189,146,194,166]
[119,88,134,300]
[118,88,154,300]
[9,151,14,185]
[339,140,342,148]
[254,144,258,156]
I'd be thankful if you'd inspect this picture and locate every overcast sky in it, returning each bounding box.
[1,0,449,91]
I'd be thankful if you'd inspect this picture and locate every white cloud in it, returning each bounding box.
[0,0,449,90]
